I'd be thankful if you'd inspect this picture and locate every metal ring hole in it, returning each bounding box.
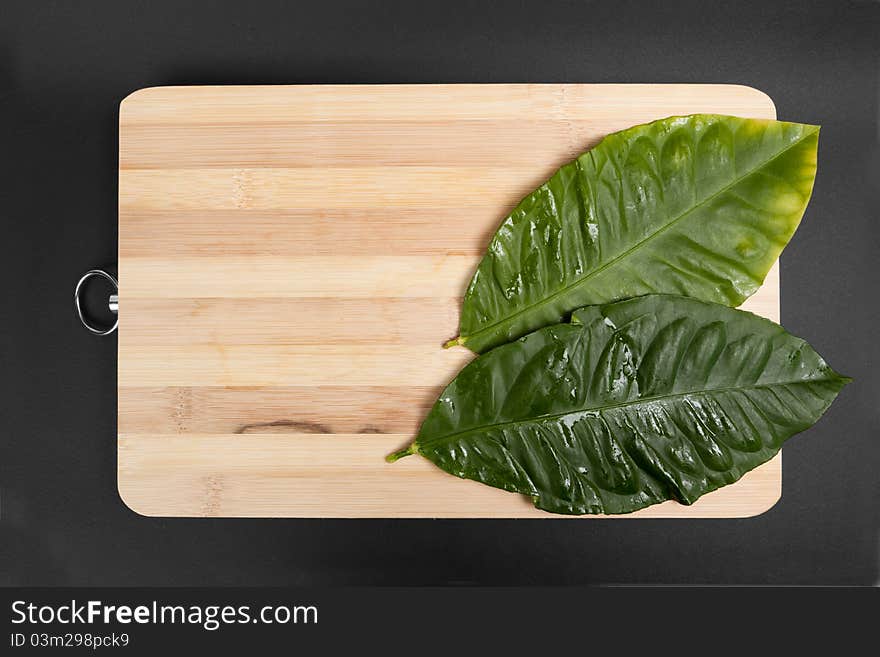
[75,270,119,336]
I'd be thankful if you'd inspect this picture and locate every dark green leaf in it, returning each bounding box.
[392,295,849,515]
[451,115,819,353]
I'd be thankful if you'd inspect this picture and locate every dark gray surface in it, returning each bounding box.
[2,0,878,585]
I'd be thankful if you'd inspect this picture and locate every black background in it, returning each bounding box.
[2,0,878,586]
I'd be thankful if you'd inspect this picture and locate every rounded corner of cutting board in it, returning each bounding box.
[713,84,777,118]
[119,86,169,117]
[116,466,163,518]
[117,83,783,519]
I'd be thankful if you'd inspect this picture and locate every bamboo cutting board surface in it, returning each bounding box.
[118,84,781,517]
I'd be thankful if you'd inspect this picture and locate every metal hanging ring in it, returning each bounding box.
[75,269,119,336]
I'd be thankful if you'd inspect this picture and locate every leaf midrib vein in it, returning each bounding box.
[463,129,816,345]
[416,377,832,449]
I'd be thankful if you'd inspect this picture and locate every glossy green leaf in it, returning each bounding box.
[452,115,819,353]
[392,295,848,515]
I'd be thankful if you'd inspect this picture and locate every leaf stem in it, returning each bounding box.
[386,445,417,463]
[443,336,465,349]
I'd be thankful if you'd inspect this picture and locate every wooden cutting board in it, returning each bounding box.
[118,84,781,517]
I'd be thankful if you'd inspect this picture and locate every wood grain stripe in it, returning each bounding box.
[117,344,474,387]
[117,386,441,435]
[119,120,601,169]
[120,84,774,125]
[119,298,461,346]
[119,166,550,211]
[118,256,480,298]
[118,209,503,257]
